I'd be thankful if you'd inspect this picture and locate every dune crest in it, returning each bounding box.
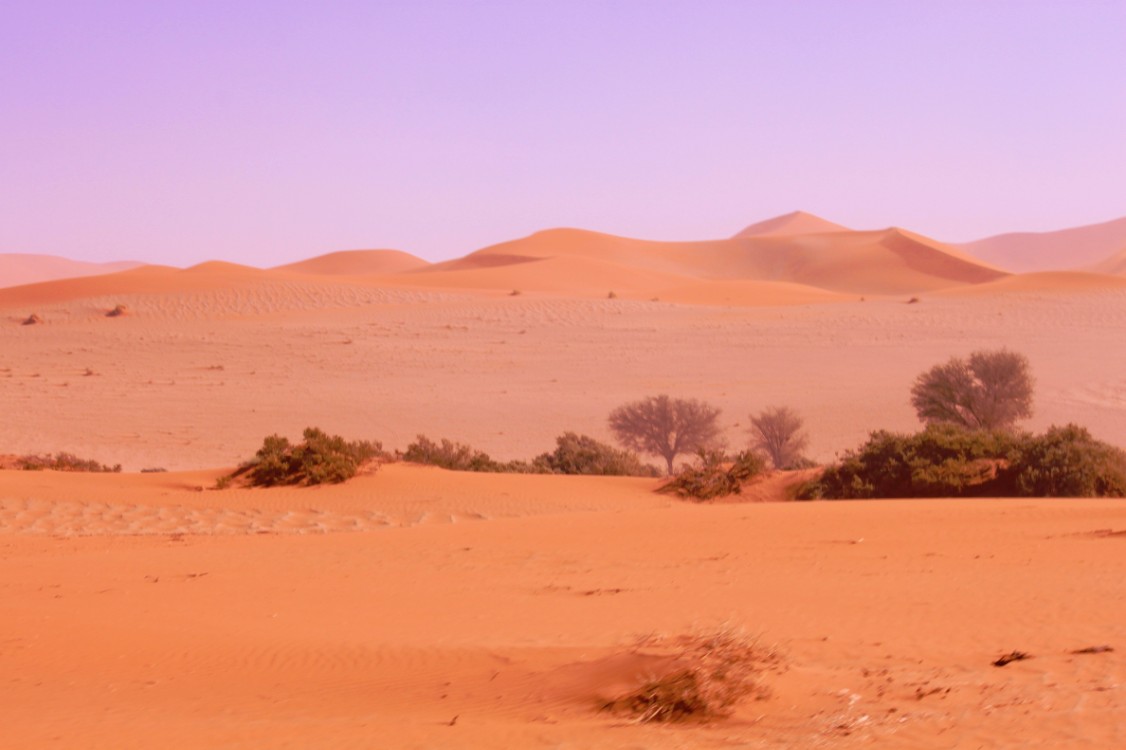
[958,215,1126,272]
[276,249,429,276]
[733,210,850,238]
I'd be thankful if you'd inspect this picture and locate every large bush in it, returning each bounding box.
[609,395,722,475]
[801,423,1126,500]
[532,432,658,476]
[239,427,381,486]
[910,348,1034,430]
[1012,425,1126,497]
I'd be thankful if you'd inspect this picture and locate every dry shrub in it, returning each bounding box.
[658,449,766,501]
[604,626,781,723]
[106,304,128,317]
[18,452,121,473]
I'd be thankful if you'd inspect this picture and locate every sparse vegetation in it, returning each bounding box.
[658,449,766,501]
[22,313,42,326]
[106,304,128,317]
[749,405,809,469]
[609,395,723,475]
[911,348,1034,431]
[531,432,658,476]
[603,626,780,723]
[402,435,530,473]
[235,427,382,486]
[16,452,121,473]
[799,423,1126,499]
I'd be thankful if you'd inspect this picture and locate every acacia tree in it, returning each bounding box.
[749,406,809,469]
[910,348,1034,430]
[608,394,722,475]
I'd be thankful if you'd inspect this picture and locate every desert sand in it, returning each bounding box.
[2,215,1125,748]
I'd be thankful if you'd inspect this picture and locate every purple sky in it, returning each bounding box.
[2,1,1124,265]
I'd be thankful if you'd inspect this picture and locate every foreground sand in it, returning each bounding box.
[2,465,1123,749]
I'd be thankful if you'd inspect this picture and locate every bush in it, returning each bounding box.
[402,435,532,473]
[1012,425,1126,497]
[801,423,1126,500]
[17,452,122,473]
[658,449,766,501]
[531,432,659,476]
[603,626,780,723]
[238,427,381,487]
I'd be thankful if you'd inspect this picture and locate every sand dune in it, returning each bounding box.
[733,209,850,237]
[937,270,1126,297]
[959,215,1126,272]
[1091,246,1126,275]
[275,248,429,276]
[0,253,141,289]
[417,226,1005,296]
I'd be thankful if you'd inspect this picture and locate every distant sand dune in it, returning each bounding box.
[275,249,429,276]
[959,215,1126,272]
[733,209,851,237]
[0,253,141,289]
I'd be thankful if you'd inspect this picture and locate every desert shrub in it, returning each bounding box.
[18,452,121,473]
[910,348,1034,430]
[603,626,780,723]
[609,395,723,475]
[531,432,659,476]
[801,423,1126,500]
[401,435,534,473]
[1011,424,1126,497]
[658,449,766,501]
[238,428,381,487]
[749,405,809,469]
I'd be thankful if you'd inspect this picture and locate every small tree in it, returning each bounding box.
[608,394,722,475]
[910,348,1034,431]
[749,406,809,469]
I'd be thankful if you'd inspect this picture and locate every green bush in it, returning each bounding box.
[18,452,122,473]
[532,432,659,476]
[658,449,767,501]
[801,423,1126,499]
[402,435,532,473]
[239,428,381,487]
[1012,425,1126,497]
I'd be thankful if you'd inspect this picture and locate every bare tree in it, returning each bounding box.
[749,406,809,469]
[910,348,1034,430]
[608,395,722,475]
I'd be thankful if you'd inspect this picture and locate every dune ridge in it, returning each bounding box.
[0,253,142,289]
[959,215,1126,273]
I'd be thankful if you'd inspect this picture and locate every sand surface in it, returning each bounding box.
[3,229,1126,747]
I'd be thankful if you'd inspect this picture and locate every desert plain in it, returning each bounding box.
[2,213,1125,748]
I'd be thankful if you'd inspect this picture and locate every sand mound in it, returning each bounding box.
[733,210,850,238]
[0,253,141,289]
[275,249,429,276]
[959,215,1126,272]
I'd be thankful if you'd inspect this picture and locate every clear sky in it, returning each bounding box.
[2,1,1124,265]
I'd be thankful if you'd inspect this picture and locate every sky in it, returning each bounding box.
[1,1,1124,266]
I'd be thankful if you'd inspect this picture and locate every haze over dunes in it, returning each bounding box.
[0,253,141,289]
[957,216,1126,273]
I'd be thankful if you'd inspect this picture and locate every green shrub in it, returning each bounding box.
[532,432,659,476]
[18,452,121,473]
[238,428,381,487]
[658,449,767,501]
[802,423,1126,500]
[1012,424,1126,497]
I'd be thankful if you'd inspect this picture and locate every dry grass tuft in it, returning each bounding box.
[604,625,781,724]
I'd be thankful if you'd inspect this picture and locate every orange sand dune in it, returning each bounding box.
[959,215,1126,272]
[424,226,1005,296]
[733,209,851,237]
[1092,246,1126,275]
[0,253,141,289]
[274,248,429,276]
[2,463,1123,749]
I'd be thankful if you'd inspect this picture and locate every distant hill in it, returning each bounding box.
[957,216,1126,272]
[1091,246,1126,276]
[0,254,142,289]
[274,249,428,276]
